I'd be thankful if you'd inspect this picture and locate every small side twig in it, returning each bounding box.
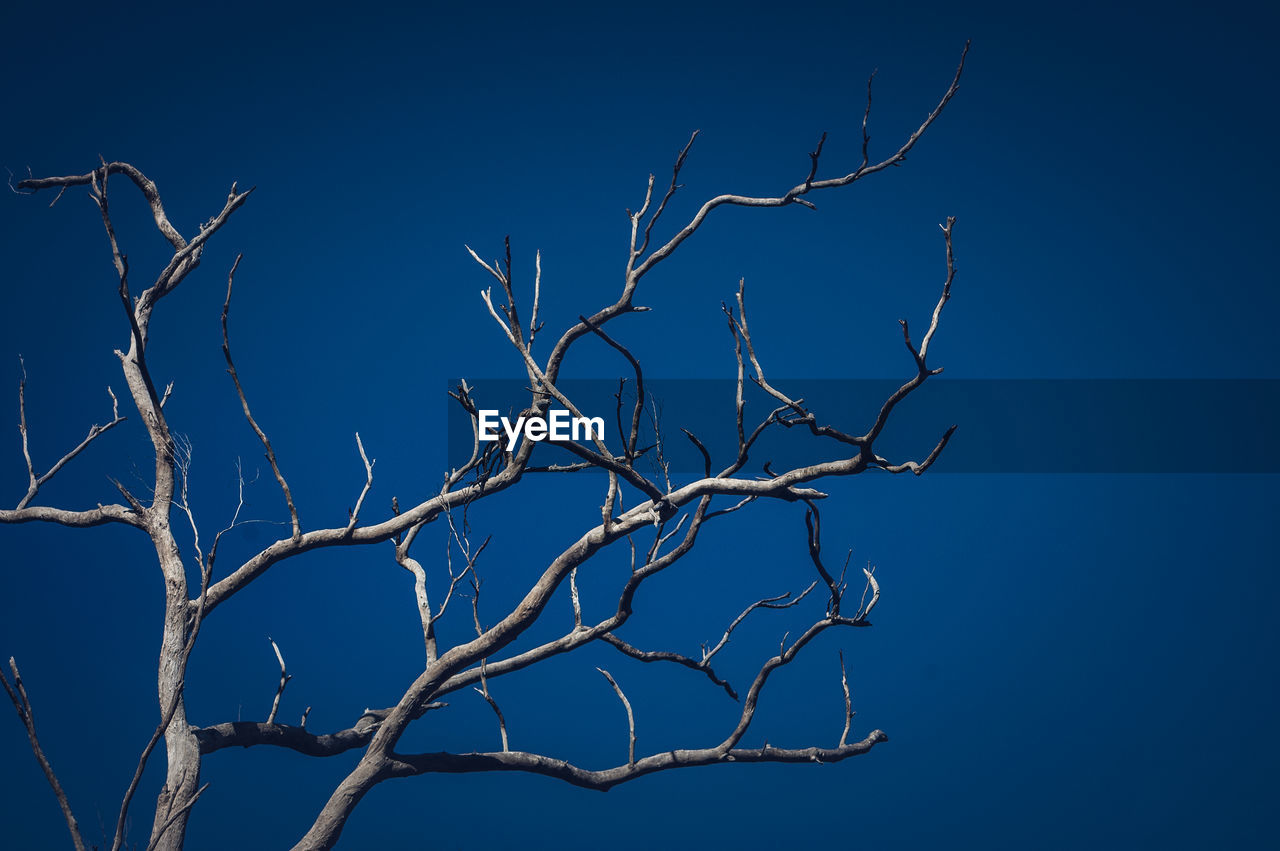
[267,637,292,725]
[701,582,818,667]
[569,567,582,628]
[601,632,737,700]
[221,255,300,540]
[597,668,636,766]
[470,576,508,751]
[472,685,509,753]
[343,433,375,535]
[854,565,880,623]
[838,651,853,747]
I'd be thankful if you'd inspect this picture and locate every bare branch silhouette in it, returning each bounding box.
[2,43,969,851]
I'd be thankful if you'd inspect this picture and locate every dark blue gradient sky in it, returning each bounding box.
[2,1,1277,849]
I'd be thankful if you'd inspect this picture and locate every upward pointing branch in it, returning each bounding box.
[14,359,126,511]
[221,255,301,540]
[630,41,969,284]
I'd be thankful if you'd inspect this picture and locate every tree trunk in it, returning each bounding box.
[148,540,200,851]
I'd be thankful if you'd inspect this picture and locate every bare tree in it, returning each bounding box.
[1,44,968,850]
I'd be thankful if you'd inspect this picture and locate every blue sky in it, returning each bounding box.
[2,1,1277,848]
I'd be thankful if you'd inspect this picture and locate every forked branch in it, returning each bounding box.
[14,361,126,511]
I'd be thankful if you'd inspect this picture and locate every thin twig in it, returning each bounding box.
[0,658,87,851]
[597,668,636,766]
[267,637,292,725]
[221,255,300,540]
[855,566,880,622]
[470,577,508,751]
[701,582,817,667]
[344,433,375,535]
[15,361,126,510]
[601,632,737,700]
[839,651,853,747]
[569,567,582,628]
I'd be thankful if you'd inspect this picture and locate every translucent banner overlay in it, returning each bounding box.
[446,379,1280,474]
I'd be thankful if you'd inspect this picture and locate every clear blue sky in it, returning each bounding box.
[2,1,1277,848]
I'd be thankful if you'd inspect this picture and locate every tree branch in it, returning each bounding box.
[267,638,293,726]
[1,658,88,851]
[600,632,737,700]
[17,162,188,250]
[343,434,375,535]
[0,503,143,527]
[596,668,636,766]
[14,362,126,510]
[388,731,887,791]
[221,255,301,540]
[6,43,969,847]
[701,582,818,669]
[630,43,969,284]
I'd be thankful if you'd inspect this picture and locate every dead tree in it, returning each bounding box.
[1,44,968,851]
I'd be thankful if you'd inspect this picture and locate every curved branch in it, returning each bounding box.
[18,162,188,250]
[701,582,818,668]
[388,731,887,791]
[600,632,737,700]
[199,434,841,617]
[195,719,376,757]
[596,668,636,766]
[222,255,300,540]
[0,504,143,528]
[631,42,969,284]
